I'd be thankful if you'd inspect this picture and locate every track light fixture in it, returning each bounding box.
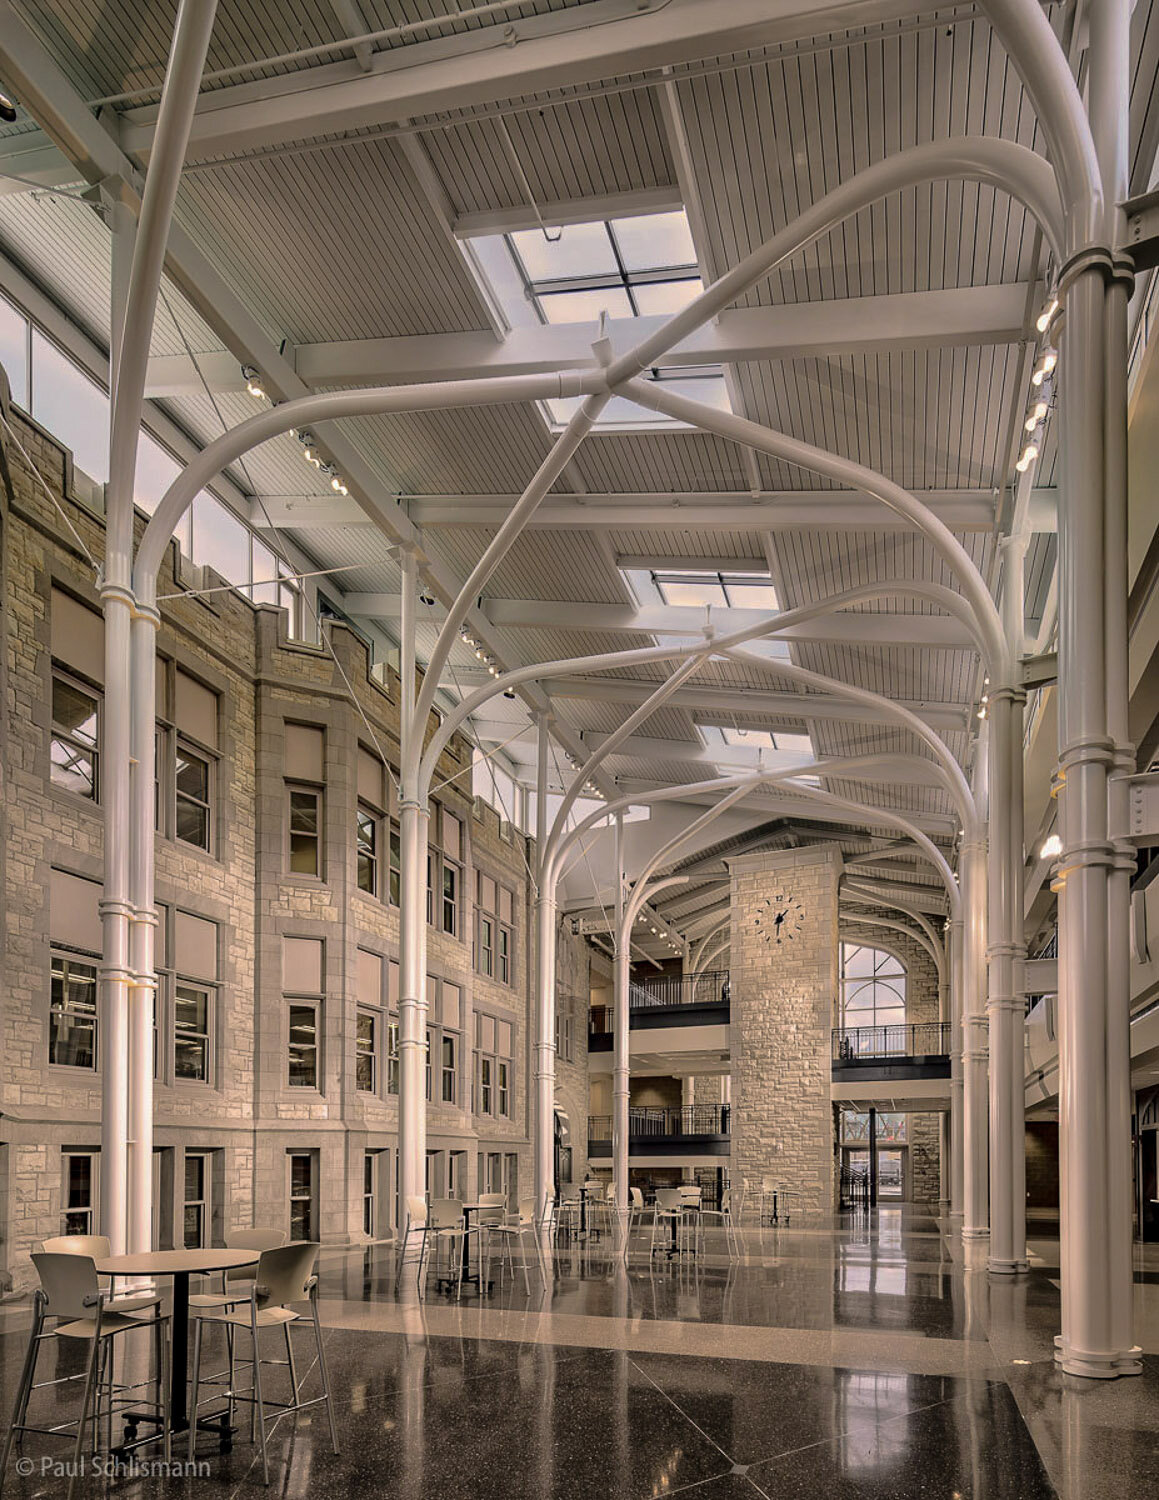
[1035,298,1059,334]
[503,688,516,700]
[242,365,266,399]
[1031,349,1057,386]
[0,92,17,124]
[297,431,322,467]
[1015,442,1039,474]
[418,588,435,606]
[1024,401,1047,432]
[1040,833,1062,860]
[330,473,349,495]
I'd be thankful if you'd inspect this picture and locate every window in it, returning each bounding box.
[363,1152,378,1237]
[387,1016,400,1095]
[841,1111,908,1146]
[285,935,324,1090]
[423,976,461,1105]
[289,1152,317,1241]
[175,743,212,849]
[441,1035,457,1103]
[475,1012,514,1119]
[174,983,211,1081]
[285,723,326,878]
[840,944,907,1031]
[288,787,322,876]
[441,810,462,936]
[61,1152,97,1235]
[466,212,729,432]
[183,1153,209,1249]
[357,807,379,895]
[448,1150,467,1200]
[356,1008,377,1092]
[50,672,100,800]
[555,1012,574,1063]
[388,822,401,905]
[475,873,515,985]
[50,951,98,1068]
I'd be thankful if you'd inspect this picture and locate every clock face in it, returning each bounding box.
[753,892,806,945]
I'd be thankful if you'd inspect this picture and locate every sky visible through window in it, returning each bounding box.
[466,210,730,431]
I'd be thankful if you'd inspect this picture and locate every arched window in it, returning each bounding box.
[840,943,906,1030]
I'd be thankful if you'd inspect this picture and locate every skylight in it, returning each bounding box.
[465,210,731,432]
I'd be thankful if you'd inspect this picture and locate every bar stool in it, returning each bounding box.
[39,1235,160,1314]
[482,1199,543,1294]
[621,1187,646,1259]
[188,1242,338,1485]
[395,1196,431,1294]
[2,1253,171,1500]
[429,1198,476,1297]
[650,1188,685,1256]
[678,1185,703,1255]
[189,1229,289,1398]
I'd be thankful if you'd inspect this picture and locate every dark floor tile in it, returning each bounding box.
[744,1388,1058,1499]
[631,1352,959,1465]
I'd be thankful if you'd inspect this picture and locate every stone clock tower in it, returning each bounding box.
[727,845,843,1214]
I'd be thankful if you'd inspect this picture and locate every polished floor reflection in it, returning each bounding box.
[1,1207,1156,1499]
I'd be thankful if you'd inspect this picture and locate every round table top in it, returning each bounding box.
[95,1248,259,1276]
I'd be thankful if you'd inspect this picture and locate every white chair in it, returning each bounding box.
[40,1234,160,1314]
[2,1253,171,1500]
[429,1197,477,1298]
[697,1188,739,1260]
[650,1188,686,1257]
[556,1186,582,1242]
[188,1242,338,1485]
[483,1198,544,1294]
[395,1195,432,1295]
[678,1185,703,1255]
[188,1229,289,1400]
[621,1187,646,1259]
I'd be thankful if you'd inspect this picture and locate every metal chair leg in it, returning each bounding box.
[283,1324,299,1408]
[159,1318,172,1465]
[188,1320,205,1462]
[310,1300,339,1456]
[66,1336,102,1500]
[249,1314,269,1486]
[1,1313,42,1477]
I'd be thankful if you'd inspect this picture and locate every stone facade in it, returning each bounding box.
[728,845,842,1215]
[0,405,574,1290]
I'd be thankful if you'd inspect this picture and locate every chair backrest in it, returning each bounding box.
[679,1185,702,1206]
[517,1198,537,1225]
[225,1228,286,1281]
[32,1252,101,1321]
[40,1234,111,1260]
[406,1195,428,1229]
[655,1188,684,1211]
[429,1198,463,1231]
[560,1185,581,1202]
[604,1181,616,1201]
[254,1242,319,1307]
[630,1187,644,1208]
[477,1191,507,1227]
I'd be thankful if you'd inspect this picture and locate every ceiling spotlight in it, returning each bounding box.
[1040,833,1062,860]
[475,647,485,660]
[503,688,516,700]
[1035,298,1059,334]
[418,588,435,606]
[1024,401,1048,432]
[242,365,266,399]
[298,431,322,467]
[0,92,17,124]
[1015,442,1039,474]
[330,472,349,495]
[488,664,500,677]
[1031,349,1058,386]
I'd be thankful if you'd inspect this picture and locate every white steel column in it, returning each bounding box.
[532,712,555,1221]
[961,834,989,1241]
[612,813,628,1239]
[949,916,964,1219]
[397,549,428,1234]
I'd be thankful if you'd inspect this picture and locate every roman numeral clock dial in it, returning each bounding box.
[752,892,806,945]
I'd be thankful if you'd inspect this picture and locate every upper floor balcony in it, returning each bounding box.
[587,1104,730,1158]
[589,970,729,1052]
[831,1022,953,1083]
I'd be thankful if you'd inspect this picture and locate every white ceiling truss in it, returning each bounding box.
[1,0,1156,960]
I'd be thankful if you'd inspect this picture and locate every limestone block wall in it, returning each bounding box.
[729,845,842,1215]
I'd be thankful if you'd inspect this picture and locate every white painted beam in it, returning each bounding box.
[451,670,970,732]
[143,286,1028,396]
[346,594,976,648]
[114,0,943,163]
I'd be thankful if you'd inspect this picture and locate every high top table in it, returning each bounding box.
[96,1247,259,1441]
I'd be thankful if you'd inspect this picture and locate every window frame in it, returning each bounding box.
[288,1151,318,1241]
[49,668,101,803]
[183,1151,210,1250]
[49,948,99,1071]
[174,736,214,853]
[173,978,214,1085]
[286,782,324,878]
[61,1150,98,1236]
[356,1005,379,1094]
[286,998,321,1090]
[474,1011,514,1120]
[474,871,515,986]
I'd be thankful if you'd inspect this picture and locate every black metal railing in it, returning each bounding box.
[839,1165,870,1211]
[831,1021,952,1061]
[628,970,730,1009]
[587,1104,731,1141]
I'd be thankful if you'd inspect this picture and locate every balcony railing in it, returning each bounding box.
[628,970,730,1009]
[587,1104,731,1141]
[831,1022,952,1061]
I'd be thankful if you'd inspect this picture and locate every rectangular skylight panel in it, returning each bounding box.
[610,212,698,271]
[659,577,728,609]
[723,577,780,611]
[720,727,778,748]
[773,732,813,755]
[509,222,617,280]
[539,286,634,324]
[632,278,704,316]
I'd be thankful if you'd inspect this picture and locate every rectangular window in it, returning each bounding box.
[50,952,98,1069]
[51,672,100,800]
[474,1013,514,1119]
[175,741,212,850]
[289,1152,316,1241]
[288,786,322,876]
[183,1152,209,1249]
[61,1152,96,1235]
[363,1152,377,1237]
[288,1004,319,1088]
[480,1056,493,1115]
[387,1018,399,1095]
[356,1007,377,1093]
[442,861,459,936]
[498,1060,510,1117]
[174,982,211,1082]
[474,871,515,985]
[425,1025,434,1102]
[555,1012,573,1063]
[441,1034,457,1104]
[388,822,401,905]
[356,806,379,895]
